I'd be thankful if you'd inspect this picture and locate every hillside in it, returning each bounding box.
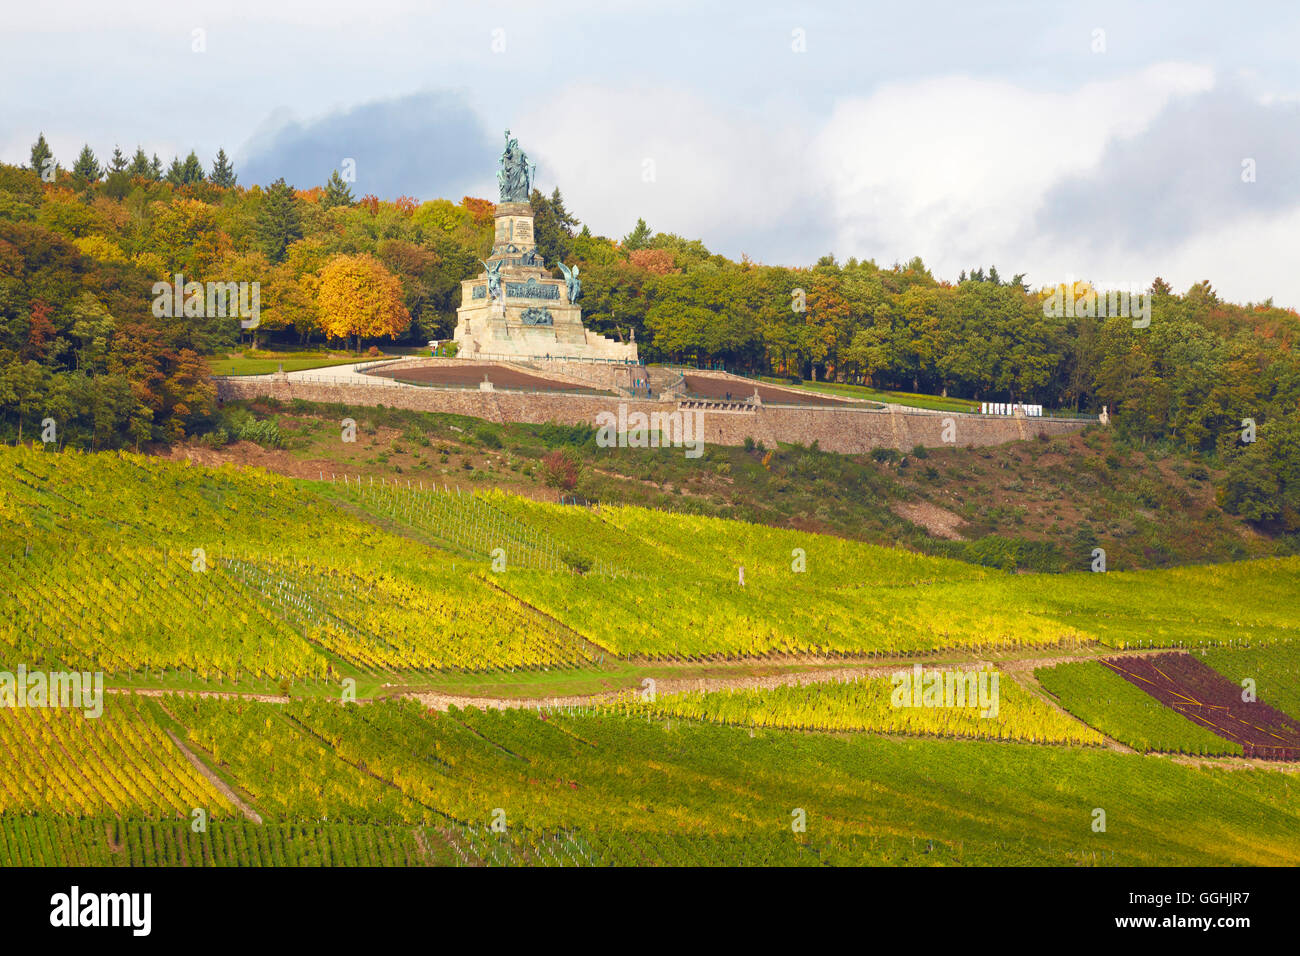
[172,397,1288,572]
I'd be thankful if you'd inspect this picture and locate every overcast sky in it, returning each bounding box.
[3,1,1298,305]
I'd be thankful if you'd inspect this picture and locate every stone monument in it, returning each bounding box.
[453,130,638,363]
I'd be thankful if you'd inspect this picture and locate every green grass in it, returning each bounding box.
[754,376,976,412]
[1034,660,1244,755]
[210,355,369,376]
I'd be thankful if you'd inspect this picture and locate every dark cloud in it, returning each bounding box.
[236,90,497,200]
[1033,88,1300,250]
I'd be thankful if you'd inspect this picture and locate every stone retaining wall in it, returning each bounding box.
[217,378,1090,453]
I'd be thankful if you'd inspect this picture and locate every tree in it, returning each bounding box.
[321,169,354,210]
[108,146,128,175]
[622,218,652,251]
[181,151,205,184]
[29,133,53,175]
[71,145,101,183]
[149,154,163,181]
[257,178,303,264]
[165,157,186,186]
[210,148,236,187]
[316,254,410,352]
[530,187,578,266]
[129,147,151,178]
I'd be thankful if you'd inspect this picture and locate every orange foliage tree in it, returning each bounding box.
[316,254,411,352]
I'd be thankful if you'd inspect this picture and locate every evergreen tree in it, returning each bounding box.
[29,133,54,175]
[129,147,151,178]
[108,146,128,174]
[181,150,205,184]
[622,217,652,251]
[988,264,1001,286]
[149,154,164,181]
[165,157,186,186]
[72,144,101,182]
[530,187,578,265]
[210,148,237,187]
[321,169,354,210]
[257,178,303,263]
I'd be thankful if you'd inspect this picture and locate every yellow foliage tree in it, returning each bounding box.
[316,254,410,352]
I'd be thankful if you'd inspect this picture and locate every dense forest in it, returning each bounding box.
[1,138,1297,531]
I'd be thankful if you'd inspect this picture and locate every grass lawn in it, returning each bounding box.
[755,376,978,413]
[210,355,372,376]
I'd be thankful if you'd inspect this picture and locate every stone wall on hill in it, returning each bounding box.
[216,377,1090,454]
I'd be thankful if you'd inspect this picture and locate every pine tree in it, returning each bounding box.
[29,133,53,176]
[181,150,205,184]
[321,169,354,210]
[622,218,652,251]
[149,154,163,181]
[108,146,128,174]
[165,157,186,186]
[129,147,151,178]
[988,264,1001,286]
[257,178,303,264]
[210,148,236,188]
[72,144,101,182]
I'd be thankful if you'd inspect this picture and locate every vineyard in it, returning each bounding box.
[3,446,1299,677]
[1034,660,1246,756]
[3,694,1299,866]
[606,672,1105,745]
[3,446,1299,867]
[1101,653,1300,760]
[0,696,231,816]
[1201,642,1300,721]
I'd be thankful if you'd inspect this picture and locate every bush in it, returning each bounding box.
[871,448,899,463]
[911,444,929,459]
[541,448,584,490]
[474,425,503,448]
[536,421,595,448]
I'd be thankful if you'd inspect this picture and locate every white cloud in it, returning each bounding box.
[526,84,819,246]
[809,63,1216,270]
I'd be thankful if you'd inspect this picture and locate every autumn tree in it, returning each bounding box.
[316,254,410,352]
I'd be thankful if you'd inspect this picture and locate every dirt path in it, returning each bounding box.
[407,646,1179,712]
[164,729,263,824]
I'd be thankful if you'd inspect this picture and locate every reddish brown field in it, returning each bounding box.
[682,374,855,406]
[1103,653,1300,760]
[370,363,613,394]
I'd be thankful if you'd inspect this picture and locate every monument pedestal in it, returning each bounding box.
[452,132,638,364]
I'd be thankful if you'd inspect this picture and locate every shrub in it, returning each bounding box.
[911,444,929,459]
[541,448,583,490]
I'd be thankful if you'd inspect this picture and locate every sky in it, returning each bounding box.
[3,1,1299,306]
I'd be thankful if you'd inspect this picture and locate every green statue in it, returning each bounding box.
[497,129,534,203]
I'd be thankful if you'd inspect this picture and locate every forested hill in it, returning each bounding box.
[0,145,1297,534]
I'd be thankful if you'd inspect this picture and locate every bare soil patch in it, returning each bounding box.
[893,500,967,540]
